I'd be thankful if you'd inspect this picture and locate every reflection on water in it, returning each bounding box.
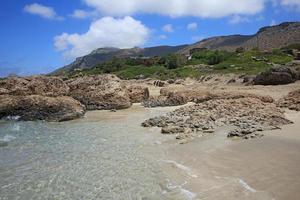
[0,105,196,200]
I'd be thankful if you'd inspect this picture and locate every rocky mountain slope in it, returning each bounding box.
[52,45,188,75]
[53,22,300,75]
[179,22,300,54]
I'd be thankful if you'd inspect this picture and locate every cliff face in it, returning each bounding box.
[179,22,300,54]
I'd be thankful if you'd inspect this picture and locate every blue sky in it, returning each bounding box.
[0,0,299,77]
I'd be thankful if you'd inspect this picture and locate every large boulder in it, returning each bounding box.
[0,76,69,97]
[277,89,300,111]
[0,95,85,122]
[253,66,298,85]
[127,85,149,103]
[66,75,132,110]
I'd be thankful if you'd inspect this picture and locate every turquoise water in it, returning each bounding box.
[0,105,196,200]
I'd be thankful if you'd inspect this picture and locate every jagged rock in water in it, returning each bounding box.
[127,85,149,103]
[0,95,85,122]
[253,66,298,85]
[66,74,132,110]
[277,89,300,111]
[0,76,69,97]
[142,97,291,140]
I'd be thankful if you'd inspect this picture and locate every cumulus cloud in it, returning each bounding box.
[229,15,250,25]
[82,0,265,18]
[162,24,174,33]
[187,22,198,30]
[54,16,150,58]
[281,0,300,10]
[70,9,98,19]
[24,3,63,20]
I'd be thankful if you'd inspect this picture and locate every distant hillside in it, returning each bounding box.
[52,45,188,75]
[53,22,300,75]
[179,22,300,54]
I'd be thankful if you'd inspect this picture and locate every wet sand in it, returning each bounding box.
[162,110,300,200]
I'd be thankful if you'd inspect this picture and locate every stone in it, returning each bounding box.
[0,76,69,97]
[66,74,132,110]
[0,95,85,122]
[277,89,300,111]
[254,66,298,85]
[127,85,149,103]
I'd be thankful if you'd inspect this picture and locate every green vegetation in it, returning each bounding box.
[68,48,295,79]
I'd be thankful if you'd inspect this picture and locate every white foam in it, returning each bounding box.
[160,160,198,178]
[6,116,20,121]
[238,178,257,193]
[0,135,16,142]
[165,179,197,200]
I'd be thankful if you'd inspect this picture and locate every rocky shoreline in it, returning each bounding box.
[1,64,300,142]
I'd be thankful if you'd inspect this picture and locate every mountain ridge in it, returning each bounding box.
[53,22,300,75]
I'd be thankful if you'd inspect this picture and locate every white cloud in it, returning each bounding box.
[229,15,250,24]
[281,0,300,10]
[24,3,63,20]
[187,22,198,30]
[162,24,174,33]
[54,16,150,58]
[82,0,265,18]
[70,9,98,19]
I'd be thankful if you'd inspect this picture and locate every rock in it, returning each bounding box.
[277,89,300,111]
[160,88,274,103]
[227,78,236,84]
[243,75,255,84]
[66,75,132,110]
[161,126,185,134]
[142,97,291,140]
[142,93,188,107]
[0,76,69,97]
[254,66,298,85]
[153,80,166,87]
[127,85,149,103]
[0,95,85,122]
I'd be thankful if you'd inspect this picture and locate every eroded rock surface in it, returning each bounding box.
[127,85,149,103]
[142,98,291,140]
[67,75,132,110]
[277,89,300,111]
[142,93,188,107]
[0,76,69,97]
[0,95,85,122]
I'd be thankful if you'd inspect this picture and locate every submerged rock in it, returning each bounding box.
[0,95,85,122]
[142,97,291,140]
[277,89,300,111]
[67,75,132,110]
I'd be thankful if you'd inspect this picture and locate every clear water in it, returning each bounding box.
[0,105,195,200]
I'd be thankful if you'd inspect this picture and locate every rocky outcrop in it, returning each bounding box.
[0,76,69,97]
[0,95,85,122]
[127,85,149,103]
[142,93,188,107]
[253,66,298,85]
[160,88,274,103]
[67,75,132,110]
[277,89,300,111]
[142,98,291,140]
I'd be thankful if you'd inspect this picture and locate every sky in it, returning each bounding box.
[0,0,300,77]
